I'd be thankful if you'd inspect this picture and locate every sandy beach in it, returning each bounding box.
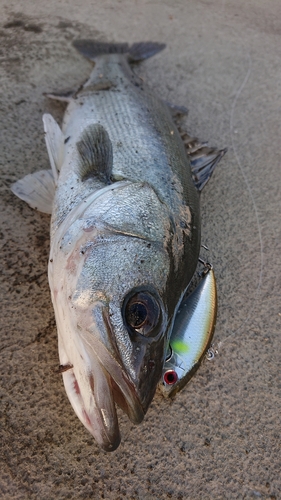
[1,1,280,498]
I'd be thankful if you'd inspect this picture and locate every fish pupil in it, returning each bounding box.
[127,302,148,328]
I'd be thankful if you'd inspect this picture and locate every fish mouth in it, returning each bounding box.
[60,330,145,452]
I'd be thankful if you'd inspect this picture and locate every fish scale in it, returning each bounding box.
[63,59,195,213]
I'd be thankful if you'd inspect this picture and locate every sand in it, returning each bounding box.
[1,1,280,498]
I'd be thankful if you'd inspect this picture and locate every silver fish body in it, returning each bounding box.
[11,41,223,451]
[49,45,200,449]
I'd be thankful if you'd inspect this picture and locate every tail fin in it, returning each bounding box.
[72,39,166,63]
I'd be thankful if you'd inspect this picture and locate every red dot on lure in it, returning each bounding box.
[163,370,178,385]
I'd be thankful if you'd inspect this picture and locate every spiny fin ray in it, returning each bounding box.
[77,124,113,183]
[179,129,227,191]
[190,147,227,191]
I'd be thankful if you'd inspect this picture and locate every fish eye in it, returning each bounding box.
[124,292,160,337]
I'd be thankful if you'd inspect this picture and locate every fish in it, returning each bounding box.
[11,40,225,451]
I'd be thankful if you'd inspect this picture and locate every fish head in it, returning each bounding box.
[92,234,170,406]
[51,181,190,450]
[56,235,171,451]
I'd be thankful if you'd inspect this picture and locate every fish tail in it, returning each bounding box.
[72,39,166,63]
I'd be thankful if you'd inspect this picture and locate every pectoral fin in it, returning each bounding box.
[159,268,217,398]
[11,169,55,214]
[42,113,65,182]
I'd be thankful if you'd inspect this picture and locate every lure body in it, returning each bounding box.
[160,268,217,398]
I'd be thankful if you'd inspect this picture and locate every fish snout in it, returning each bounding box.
[59,298,166,450]
[120,288,168,414]
[129,338,166,414]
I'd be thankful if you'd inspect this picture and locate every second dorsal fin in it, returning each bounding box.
[77,124,113,184]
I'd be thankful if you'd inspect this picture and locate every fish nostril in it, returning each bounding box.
[163,370,178,385]
[148,360,155,370]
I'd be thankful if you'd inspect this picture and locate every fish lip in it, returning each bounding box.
[89,338,146,424]
[93,307,146,423]
[109,370,145,424]
[99,369,145,451]
[60,304,147,451]
[63,317,145,451]
[93,308,165,428]
[62,364,122,452]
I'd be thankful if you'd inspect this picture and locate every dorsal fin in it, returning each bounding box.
[72,39,166,63]
[179,129,227,191]
[77,124,113,183]
[190,147,227,191]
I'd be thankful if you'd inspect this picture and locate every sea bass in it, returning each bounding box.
[12,40,224,451]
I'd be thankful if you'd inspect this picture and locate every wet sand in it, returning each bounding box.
[1,1,280,498]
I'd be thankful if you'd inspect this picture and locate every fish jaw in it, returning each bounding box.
[56,302,147,451]
[60,352,121,451]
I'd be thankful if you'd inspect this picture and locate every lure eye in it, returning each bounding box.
[124,292,160,337]
[163,370,178,385]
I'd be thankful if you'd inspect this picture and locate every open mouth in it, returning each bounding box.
[61,344,145,452]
